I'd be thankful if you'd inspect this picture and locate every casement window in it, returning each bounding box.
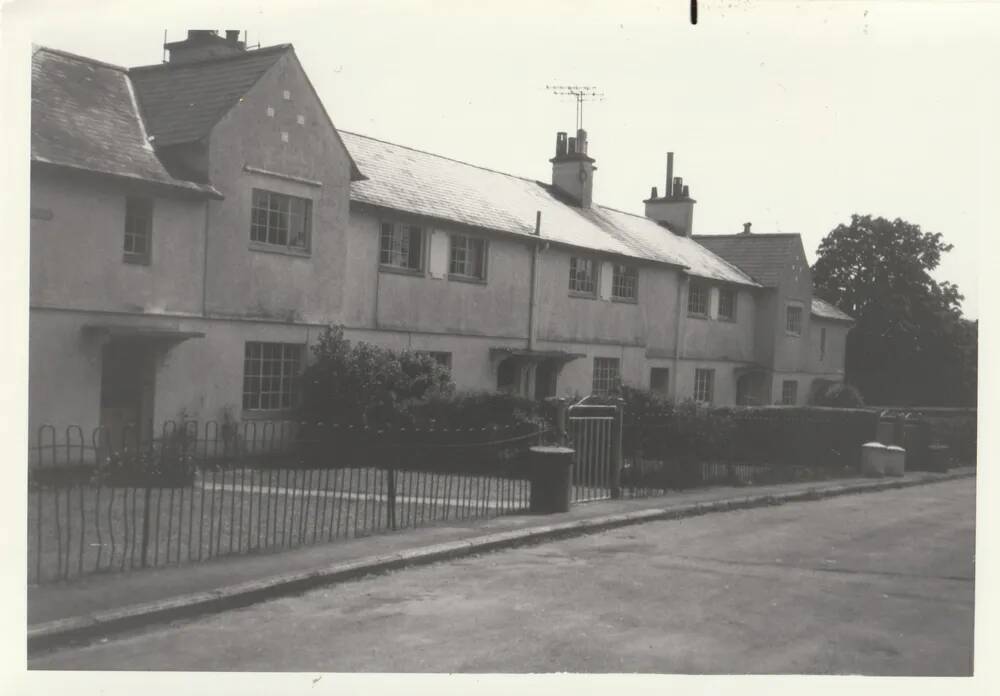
[693,368,715,403]
[418,351,452,371]
[569,257,597,295]
[592,357,621,395]
[786,304,803,336]
[380,222,424,271]
[650,367,670,395]
[820,327,827,360]
[718,287,737,321]
[449,234,487,280]
[250,189,312,252]
[123,197,153,264]
[781,380,798,405]
[611,263,639,301]
[242,342,302,411]
[688,281,708,316]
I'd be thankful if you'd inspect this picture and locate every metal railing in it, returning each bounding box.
[28,420,542,584]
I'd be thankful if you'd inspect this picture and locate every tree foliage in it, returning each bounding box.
[812,214,976,406]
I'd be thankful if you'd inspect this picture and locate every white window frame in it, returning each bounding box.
[781,379,798,405]
[693,368,715,404]
[569,256,598,296]
[242,342,303,412]
[786,304,804,336]
[380,221,425,272]
[448,234,487,281]
[688,281,709,316]
[718,287,737,321]
[592,357,621,395]
[611,263,639,301]
[250,189,312,253]
[123,196,153,265]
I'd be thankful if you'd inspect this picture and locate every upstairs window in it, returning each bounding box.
[449,234,487,280]
[123,197,153,265]
[380,222,424,271]
[592,357,621,395]
[786,304,803,336]
[242,342,302,411]
[250,189,312,252]
[611,263,638,301]
[569,257,597,295]
[688,281,708,316]
[693,368,715,403]
[718,287,737,321]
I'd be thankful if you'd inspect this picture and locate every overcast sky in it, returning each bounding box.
[7,0,996,318]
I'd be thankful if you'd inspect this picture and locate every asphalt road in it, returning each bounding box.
[32,478,976,674]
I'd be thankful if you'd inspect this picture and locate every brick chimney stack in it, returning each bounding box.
[550,128,596,207]
[643,152,696,236]
[164,30,246,64]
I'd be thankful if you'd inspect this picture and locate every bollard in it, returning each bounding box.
[527,446,575,514]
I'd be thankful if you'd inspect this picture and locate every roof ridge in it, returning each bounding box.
[33,45,127,72]
[341,130,541,185]
[129,44,292,72]
[692,233,800,239]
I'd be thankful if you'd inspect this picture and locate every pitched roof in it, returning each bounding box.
[129,45,289,147]
[690,233,804,287]
[31,47,219,196]
[341,131,757,286]
[811,297,854,323]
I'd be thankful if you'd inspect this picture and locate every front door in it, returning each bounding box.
[534,360,557,400]
[100,339,155,450]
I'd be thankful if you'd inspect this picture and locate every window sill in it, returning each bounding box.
[249,242,311,258]
[611,296,638,305]
[785,331,802,338]
[379,264,425,277]
[569,291,598,300]
[448,274,488,285]
[123,253,150,266]
[717,316,737,323]
[242,409,299,421]
[687,312,709,320]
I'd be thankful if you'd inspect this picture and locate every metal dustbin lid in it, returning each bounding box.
[862,442,888,450]
[886,445,905,453]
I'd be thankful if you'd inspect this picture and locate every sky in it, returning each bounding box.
[4,0,997,318]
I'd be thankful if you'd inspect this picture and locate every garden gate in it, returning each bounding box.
[565,400,623,502]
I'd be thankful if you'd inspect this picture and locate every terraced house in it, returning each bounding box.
[29,31,853,440]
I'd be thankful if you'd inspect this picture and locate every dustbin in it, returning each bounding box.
[861,442,888,477]
[884,445,905,477]
[527,446,575,514]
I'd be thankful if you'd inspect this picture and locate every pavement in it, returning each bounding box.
[27,466,974,655]
[30,476,976,673]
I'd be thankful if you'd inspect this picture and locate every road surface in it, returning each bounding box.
[32,477,975,674]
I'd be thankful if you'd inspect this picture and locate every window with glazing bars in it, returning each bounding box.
[693,368,714,403]
[781,380,798,405]
[250,189,312,251]
[418,351,452,371]
[449,235,486,279]
[242,342,302,411]
[611,263,638,300]
[569,257,597,294]
[688,281,708,315]
[718,287,737,320]
[592,357,621,395]
[123,197,153,264]
[380,222,423,270]
[786,304,803,335]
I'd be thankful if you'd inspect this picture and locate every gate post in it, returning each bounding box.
[610,399,624,499]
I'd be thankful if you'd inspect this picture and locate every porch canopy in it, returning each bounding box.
[489,347,586,366]
[81,323,205,343]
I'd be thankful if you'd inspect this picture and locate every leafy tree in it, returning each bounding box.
[812,214,976,406]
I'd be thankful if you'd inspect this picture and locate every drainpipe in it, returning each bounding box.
[527,211,541,351]
[672,273,686,402]
[201,199,211,316]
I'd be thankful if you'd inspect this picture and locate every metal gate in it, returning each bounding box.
[566,400,623,502]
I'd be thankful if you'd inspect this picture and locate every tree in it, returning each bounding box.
[812,214,976,406]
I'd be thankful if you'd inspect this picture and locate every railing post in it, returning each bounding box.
[387,450,398,531]
[610,399,624,499]
[140,440,153,569]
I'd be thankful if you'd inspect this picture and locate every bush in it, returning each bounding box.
[813,383,866,408]
[299,326,454,427]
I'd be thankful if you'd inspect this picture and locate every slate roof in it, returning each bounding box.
[810,297,854,323]
[31,47,219,196]
[690,233,803,287]
[341,131,758,286]
[129,45,290,147]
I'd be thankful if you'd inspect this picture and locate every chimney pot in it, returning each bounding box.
[555,132,567,158]
[743,222,752,235]
[651,186,658,199]
[225,29,241,43]
[666,152,674,199]
[567,136,576,154]
[682,185,689,198]
[673,176,683,198]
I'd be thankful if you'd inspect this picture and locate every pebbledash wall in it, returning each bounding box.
[29,37,852,443]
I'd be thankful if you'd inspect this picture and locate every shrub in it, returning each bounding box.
[813,383,865,408]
